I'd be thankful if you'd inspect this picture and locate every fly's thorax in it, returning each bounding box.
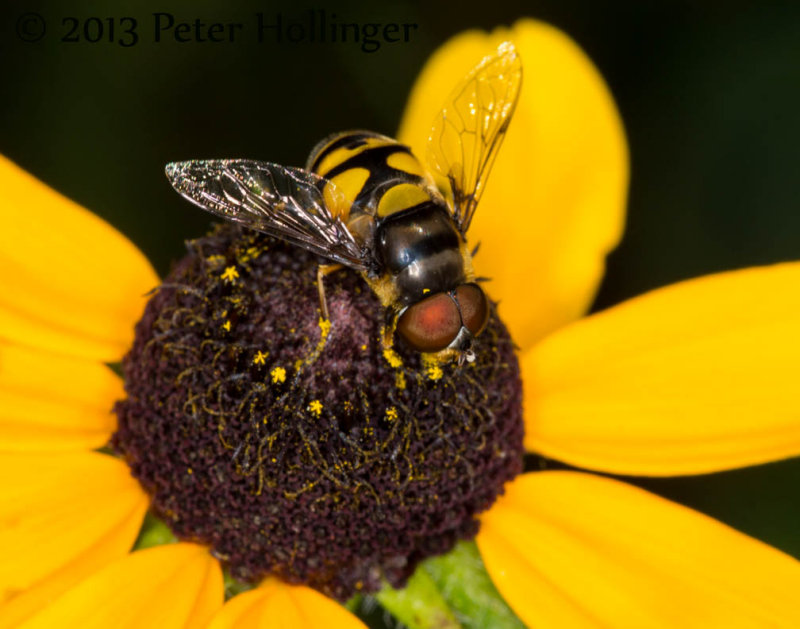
[375,202,466,306]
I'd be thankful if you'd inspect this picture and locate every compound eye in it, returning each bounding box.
[397,293,461,352]
[455,283,490,337]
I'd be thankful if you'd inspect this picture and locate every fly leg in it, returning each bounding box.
[316,263,343,321]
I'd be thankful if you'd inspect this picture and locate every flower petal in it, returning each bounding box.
[398,20,628,349]
[0,506,144,628]
[478,471,800,628]
[0,340,122,452]
[0,155,158,362]
[207,579,366,629]
[13,543,222,629]
[0,452,147,616]
[524,262,800,475]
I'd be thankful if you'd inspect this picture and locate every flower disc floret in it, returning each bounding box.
[113,224,523,600]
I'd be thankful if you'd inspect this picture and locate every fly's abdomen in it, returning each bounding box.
[307,131,466,304]
[306,131,442,246]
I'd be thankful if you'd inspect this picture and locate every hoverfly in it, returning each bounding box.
[166,42,522,364]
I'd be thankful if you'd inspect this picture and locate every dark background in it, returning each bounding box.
[2,0,800,569]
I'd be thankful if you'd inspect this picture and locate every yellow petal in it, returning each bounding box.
[478,471,800,628]
[207,579,366,629]
[0,340,122,452]
[525,261,800,475]
[14,543,222,629]
[0,452,147,610]
[0,502,144,628]
[0,155,158,362]
[398,20,628,349]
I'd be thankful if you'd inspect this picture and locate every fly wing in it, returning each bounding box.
[426,42,522,235]
[165,159,369,270]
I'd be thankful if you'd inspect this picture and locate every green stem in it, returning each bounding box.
[375,569,461,629]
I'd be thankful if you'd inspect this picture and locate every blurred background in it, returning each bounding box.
[2,0,800,580]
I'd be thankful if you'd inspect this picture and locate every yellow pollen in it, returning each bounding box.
[242,246,260,260]
[186,467,193,474]
[383,348,403,368]
[222,320,232,332]
[385,406,398,421]
[206,254,226,268]
[422,288,430,294]
[253,351,268,365]
[395,371,407,390]
[221,266,239,283]
[308,400,323,417]
[361,344,367,351]
[426,364,443,381]
[270,366,286,383]
[318,317,331,338]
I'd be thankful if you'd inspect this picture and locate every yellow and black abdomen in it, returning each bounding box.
[307,130,470,306]
[307,131,439,238]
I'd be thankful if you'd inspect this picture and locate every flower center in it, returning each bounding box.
[113,224,523,601]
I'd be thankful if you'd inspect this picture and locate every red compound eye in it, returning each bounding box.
[397,292,461,352]
[455,283,490,337]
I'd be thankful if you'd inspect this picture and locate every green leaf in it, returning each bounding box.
[375,569,461,629]
[133,511,177,550]
[223,571,255,600]
[423,541,524,629]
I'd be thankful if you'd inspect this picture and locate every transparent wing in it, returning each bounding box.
[427,41,522,235]
[165,159,369,270]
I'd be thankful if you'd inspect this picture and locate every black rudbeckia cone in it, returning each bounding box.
[113,224,523,601]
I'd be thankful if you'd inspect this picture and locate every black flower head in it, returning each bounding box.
[113,223,523,601]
